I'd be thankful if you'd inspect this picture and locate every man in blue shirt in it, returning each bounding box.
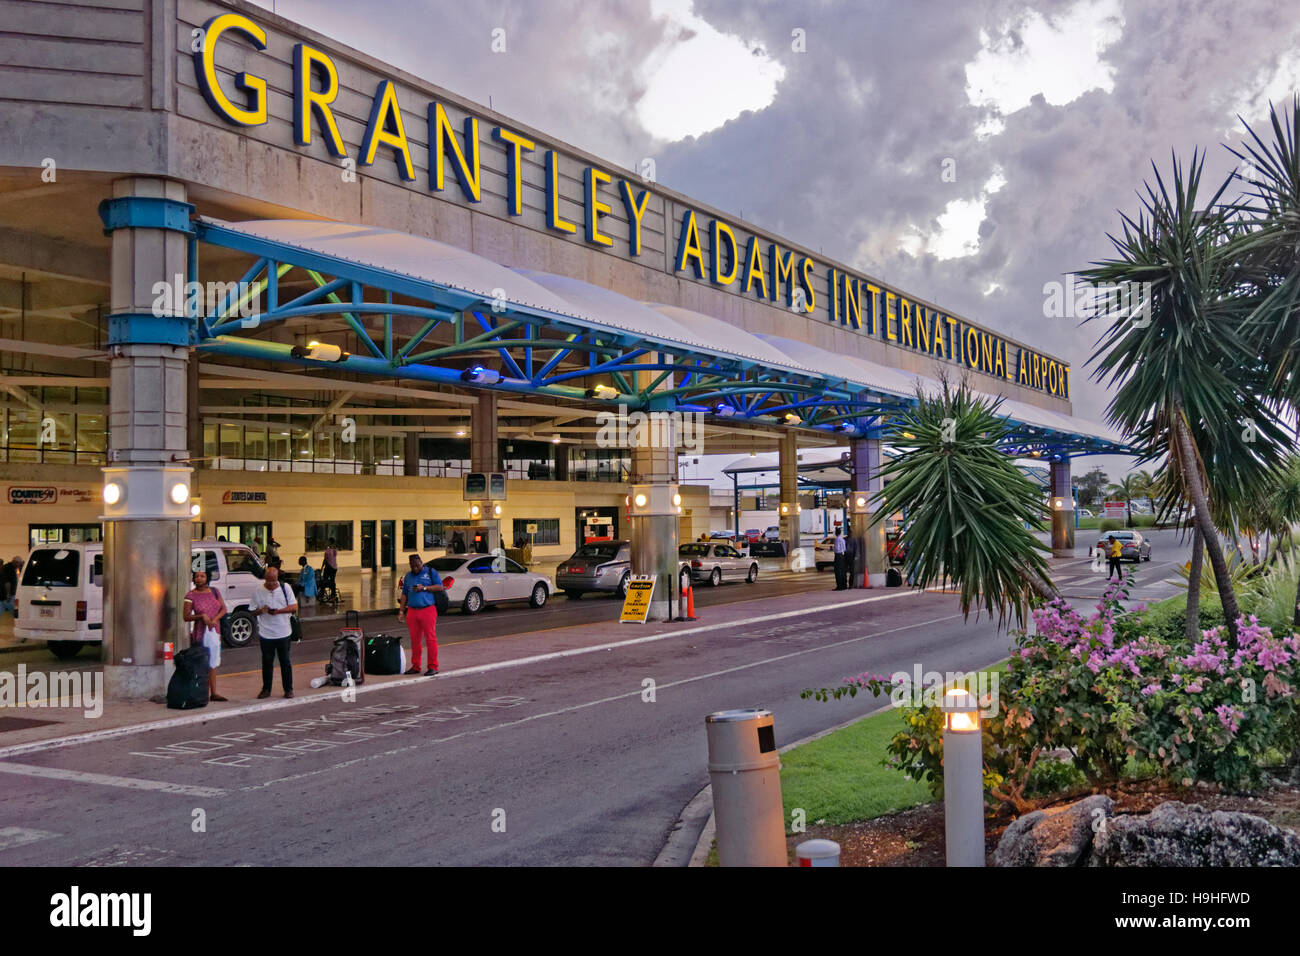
[399,554,444,676]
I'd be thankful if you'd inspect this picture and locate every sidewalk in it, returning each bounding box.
[0,584,916,755]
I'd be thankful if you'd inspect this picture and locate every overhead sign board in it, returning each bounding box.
[189,11,1070,399]
[463,472,507,501]
[619,575,656,624]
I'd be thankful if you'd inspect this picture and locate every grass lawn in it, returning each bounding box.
[780,663,1008,831]
[780,705,931,829]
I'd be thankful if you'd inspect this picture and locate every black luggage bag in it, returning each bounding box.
[364,633,404,675]
[167,644,210,709]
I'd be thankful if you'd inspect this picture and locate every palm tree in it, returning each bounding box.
[1131,469,1158,514]
[871,378,1057,629]
[1081,150,1291,649]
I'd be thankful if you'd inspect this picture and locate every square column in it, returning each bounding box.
[1050,458,1075,557]
[778,431,800,565]
[629,427,679,622]
[847,437,888,587]
[100,178,194,700]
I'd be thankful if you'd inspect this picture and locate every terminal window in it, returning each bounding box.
[305,522,354,551]
[512,518,560,546]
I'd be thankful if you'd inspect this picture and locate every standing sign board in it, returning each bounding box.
[619,575,656,623]
[1103,500,1127,520]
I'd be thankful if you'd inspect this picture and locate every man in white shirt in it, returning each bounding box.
[832,528,848,591]
[251,566,298,698]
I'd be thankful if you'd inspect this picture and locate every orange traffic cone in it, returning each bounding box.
[685,583,697,621]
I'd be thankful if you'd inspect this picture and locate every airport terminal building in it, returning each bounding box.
[0,0,1124,695]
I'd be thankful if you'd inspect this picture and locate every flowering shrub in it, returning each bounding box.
[803,578,1300,809]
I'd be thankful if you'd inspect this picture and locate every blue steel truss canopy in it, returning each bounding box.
[185,216,1133,456]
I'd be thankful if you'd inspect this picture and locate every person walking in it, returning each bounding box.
[451,531,467,554]
[297,555,316,607]
[321,537,339,600]
[183,569,228,701]
[0,555,22,616]
[1107,534,1124,582]
[832,528,848,590]
[398,554,444,677]
[251,565,297,698]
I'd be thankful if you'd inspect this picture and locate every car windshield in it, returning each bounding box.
[430,557,466,572]
[679,543,709,556]
[572,544,621,559]
[21,549,80,588]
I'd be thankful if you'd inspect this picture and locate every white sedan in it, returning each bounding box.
[427,555,552,614]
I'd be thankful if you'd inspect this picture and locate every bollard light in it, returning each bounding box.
[103,480,124,506]
[169,481,190,505]
[941,687,985,867]
[190,502,201,518]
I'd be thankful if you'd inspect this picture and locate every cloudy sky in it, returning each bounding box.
[253,0,1299,482]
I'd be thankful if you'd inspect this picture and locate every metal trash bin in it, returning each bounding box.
[706,708,786,866]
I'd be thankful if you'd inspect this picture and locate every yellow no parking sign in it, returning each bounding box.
[619,575,656,623]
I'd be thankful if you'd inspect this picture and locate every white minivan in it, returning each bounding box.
[15,539,268,659]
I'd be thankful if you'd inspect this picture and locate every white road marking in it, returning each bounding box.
[0,761,226,797]
[0,826,59,851]
[0,589,921,760]
[242,610,966,792]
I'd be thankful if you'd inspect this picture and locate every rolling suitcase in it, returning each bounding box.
[364,633,405,675]
[332,610,365,685]
[167,644,210,709]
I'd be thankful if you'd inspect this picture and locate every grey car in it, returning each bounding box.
[680,542,759,587]
[556,541,632,598]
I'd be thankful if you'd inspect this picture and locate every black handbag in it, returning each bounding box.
[282,582,303,642]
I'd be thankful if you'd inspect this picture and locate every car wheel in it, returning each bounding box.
[710,567,722,587]
[617,572,631,599]
[746,564,758,583]
[563,590,583,599]
[463,588,483,615]
[529,582,548,608]
[225,609,256,648]
[47,640,84,660]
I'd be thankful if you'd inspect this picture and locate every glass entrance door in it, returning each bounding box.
[380,520,395,569]
[360,521,376,570]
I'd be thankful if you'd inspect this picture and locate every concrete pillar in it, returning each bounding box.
[403,429,419,477]
[469,391,500,538]
[553,442,569,481]
[1050,458,1075,557]
[470,391,499,473]
[100,178,195,701]
[628,425,678,622]
[778,431,799,563]
[849,437,888,587]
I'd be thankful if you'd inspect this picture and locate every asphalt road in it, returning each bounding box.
[0,533,1194,867]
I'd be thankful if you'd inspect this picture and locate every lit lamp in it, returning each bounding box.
[779,502,792,516]
[469,503,481,519]
[493,503,502,517]
[1052,498,1065,510]
[941,687,985,867]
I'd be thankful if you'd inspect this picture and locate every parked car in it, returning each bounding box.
[1095,530,1152,562]
[1077,508,1093,519]
[743,528,763,543]
[709,531,750,554]
[429,554,552,614]
[15,539,267,657]
[555,541,632,599]
[763,526,781,541]
[679,542,759,587]
[814,536,836,571]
